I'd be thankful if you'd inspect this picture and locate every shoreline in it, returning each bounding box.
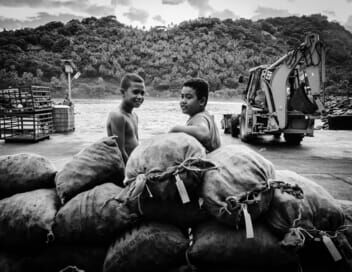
[53,95,244,103]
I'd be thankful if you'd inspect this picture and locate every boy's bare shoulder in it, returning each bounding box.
[108,110,126,122]
[188,113,209,126]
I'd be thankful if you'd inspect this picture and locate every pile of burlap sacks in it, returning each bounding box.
[0,133,351,272]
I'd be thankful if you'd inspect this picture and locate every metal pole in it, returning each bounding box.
[68,72,72,100]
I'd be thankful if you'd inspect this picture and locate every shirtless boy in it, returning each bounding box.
[169,78,221,152]
[106,73,145,163]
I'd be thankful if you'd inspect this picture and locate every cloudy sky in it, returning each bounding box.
[0,0,351,31]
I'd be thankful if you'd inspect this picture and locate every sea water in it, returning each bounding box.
[73,98,243,141]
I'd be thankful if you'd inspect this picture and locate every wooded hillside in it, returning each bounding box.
[0,14,351,97]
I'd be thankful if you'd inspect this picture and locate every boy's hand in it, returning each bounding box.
[109,112,129,163]
[169,125,184,133]
[169,124,210,143]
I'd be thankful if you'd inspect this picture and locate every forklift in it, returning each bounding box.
[222,33,326,145]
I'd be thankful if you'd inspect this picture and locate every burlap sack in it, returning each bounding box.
[334,200,352,270]
[119,188,210,228]
[296,200,352,272]
[339,200,352,245]
[0,153,56,199]
[0,189,59,247]
[266,170,345,248]
[0,245,106,272]
[53,183,138,244]
[176,267,298,272]
[188,221,298,268]
[103,222,188,272]
[202,145,275,227]
[55,136,125,204]
[27,245,106,272]
[124,133,207,192]
[339,200,352,226]
[0,252,23,272]
[122,133,213,227]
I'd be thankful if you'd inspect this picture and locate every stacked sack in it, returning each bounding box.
[0,153,58,248]
[0,133,215,272]
[0,136,125,272]
[1,134,352,272]
[265,170,351,271]
[53,136,128,246]
[189,145,351,272]
[104,132,217,272]
[187,145,301,271]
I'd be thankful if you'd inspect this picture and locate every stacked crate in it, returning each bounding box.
[52,105,75,132]
[0,86,53,142]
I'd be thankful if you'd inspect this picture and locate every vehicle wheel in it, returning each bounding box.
[239,109,251,142]
[273,132,281,139]
[222,117,230,134]
[230,115,240,137]
[284,133,304,145]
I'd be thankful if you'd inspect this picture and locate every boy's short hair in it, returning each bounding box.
[183,78,209,106]
[120,73,144,91]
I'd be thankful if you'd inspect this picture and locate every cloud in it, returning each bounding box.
[162,0,185,4]
[111,0,131,6]
[0,0,90,8]
[153,15,166,24]
[0,0,45,7]
[187,0,213,17]
[59,1,112,17]
[345,15,352,33]
[0,12,83,30]
[83,4,112,17]
[123,7,149,24]
[347,0,352,2]
[252,6,294,21]
[29,11,83,24]
[186,0,238,19]
[210,9,238,20]
[0,16,24,29]
[0,0,113,17]
[323,10,336,17]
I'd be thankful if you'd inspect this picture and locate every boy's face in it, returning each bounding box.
[180,86,205,116]
[123,81,145,108]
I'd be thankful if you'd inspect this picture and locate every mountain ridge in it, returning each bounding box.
[0,14,351,98]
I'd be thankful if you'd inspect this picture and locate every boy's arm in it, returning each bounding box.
[108,112,129,163]
[169,117,210,143]
[134,112,139,140]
